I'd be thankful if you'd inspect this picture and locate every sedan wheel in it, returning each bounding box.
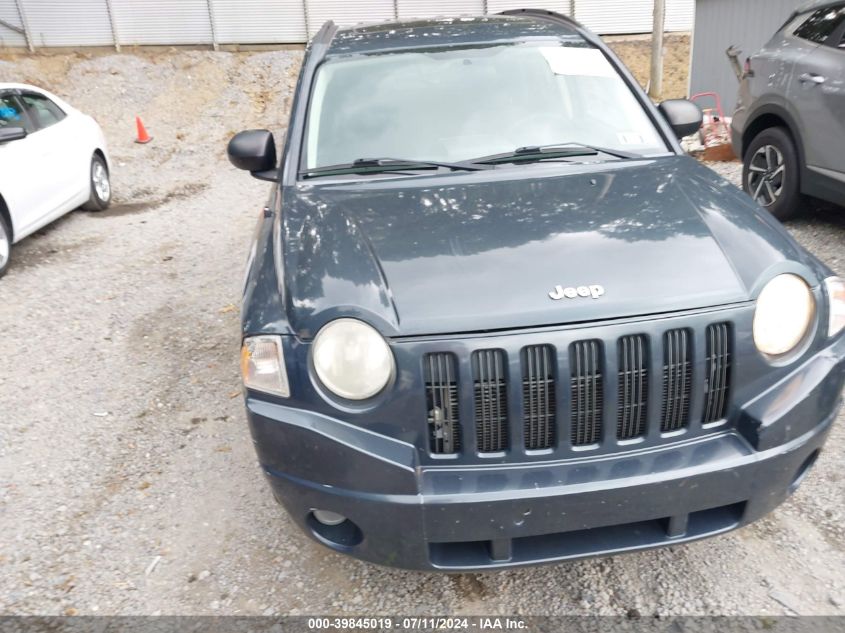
[0,215,10,278]
[747,145,785,207]
[82,154,111,211]
[93,160,110,201]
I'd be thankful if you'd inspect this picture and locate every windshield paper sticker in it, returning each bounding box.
[540,47,616,77]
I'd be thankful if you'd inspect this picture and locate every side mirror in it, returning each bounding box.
[227,129,278,182]
[0,127,27,144]
[658,99,703,139]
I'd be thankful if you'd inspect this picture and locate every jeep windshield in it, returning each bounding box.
[302,42,669,174]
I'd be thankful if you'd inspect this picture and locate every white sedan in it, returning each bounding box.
[0,83,111,277]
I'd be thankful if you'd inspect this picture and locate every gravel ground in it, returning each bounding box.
[0,50,844,617]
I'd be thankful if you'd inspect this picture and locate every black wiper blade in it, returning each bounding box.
[470,142,639,165]
[517,142,639,159]
[300,157,484,178]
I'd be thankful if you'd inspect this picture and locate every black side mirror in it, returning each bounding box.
[227,129,278,182]
[657,99,703,139]
[0,127,27,144]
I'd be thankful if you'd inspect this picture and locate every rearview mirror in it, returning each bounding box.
[0,127,27,144]
[657,99,702,139]
[227,129,278,182]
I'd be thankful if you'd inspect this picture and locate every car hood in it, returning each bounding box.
[281,156,808,338]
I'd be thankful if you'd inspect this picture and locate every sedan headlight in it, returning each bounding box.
[753,274,815,357]
[824,276,845,338]
[312,318,394,400]
[241,335,290,397]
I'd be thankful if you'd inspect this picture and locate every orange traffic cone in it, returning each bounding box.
[134,116,152,144]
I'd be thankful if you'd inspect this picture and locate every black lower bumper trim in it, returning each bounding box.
[429,502,745,569]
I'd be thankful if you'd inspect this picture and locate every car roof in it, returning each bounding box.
[326,14,587,56]
[795,0,845,14]
[0,83,74,112]
[0,82,46,92]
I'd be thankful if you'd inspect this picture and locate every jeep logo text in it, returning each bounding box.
[549,284,605,300]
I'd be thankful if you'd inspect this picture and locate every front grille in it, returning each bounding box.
[421,321,735,457]
[522,345,556,450]
[703,323,731,422]
[660,329,692,432]
[472,349,509,452]
[424,353,461,454]
[570,340,603,446]
[617,335,648,439]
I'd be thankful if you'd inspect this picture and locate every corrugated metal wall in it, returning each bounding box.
[689,0,799,114]
[577,0,693,34]
[305,0,396,38]
[487,1,572,16]
[20,0,113,46]
[0,0,694,49]
[212,0,307,44]
[109,0,213,45]
[397,0,484,20]
[0,0,27,47]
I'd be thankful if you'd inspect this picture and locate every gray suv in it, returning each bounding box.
[732,0,845,219]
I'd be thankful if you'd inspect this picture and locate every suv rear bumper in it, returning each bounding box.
[246,336,844,571]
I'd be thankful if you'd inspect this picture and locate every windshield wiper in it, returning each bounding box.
[300,157,484,178]
[469,142,640,165]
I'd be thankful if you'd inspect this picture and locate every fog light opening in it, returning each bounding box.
[789,449,820,495]
[313,509,346,526]
[307,510,363,550]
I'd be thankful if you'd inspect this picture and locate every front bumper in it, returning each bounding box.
[246,334,844,571]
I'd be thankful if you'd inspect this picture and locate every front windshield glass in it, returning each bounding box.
[304,42,667,169]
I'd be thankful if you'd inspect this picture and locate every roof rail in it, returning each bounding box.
[498,8,586,31]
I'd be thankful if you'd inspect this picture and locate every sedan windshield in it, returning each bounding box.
[304,42,667,170]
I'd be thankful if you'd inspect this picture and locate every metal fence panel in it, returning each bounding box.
[397,0,484,20]
[0,0,27,47]
[304,0,396,37]
[575,0,692,34]
[486,0,572,16]
[665,0,694,31]
[576,0,652,34]
[1,0,696,48]
[18,0,113,46]
[211,0,306,44]
[110,0,212,45]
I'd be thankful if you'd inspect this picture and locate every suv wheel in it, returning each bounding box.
[743,126,801,220]
[0,213,11,279]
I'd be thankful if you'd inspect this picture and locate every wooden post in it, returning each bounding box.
[649,0,665,100]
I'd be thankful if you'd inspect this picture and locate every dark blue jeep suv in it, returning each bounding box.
[229,10,845,570]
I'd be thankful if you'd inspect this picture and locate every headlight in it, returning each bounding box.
[312,318,394,400]
[753,274,815,357]
[241,335,290,397]
[824,276,845,338]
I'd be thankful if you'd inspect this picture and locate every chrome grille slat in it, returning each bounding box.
[472,349,508,452]
[617,335,648,439]
[704,323,731,422]
[522,345,556,450]
[424,352,460,454]
[570,340,603,446]
[661,328,692,432]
